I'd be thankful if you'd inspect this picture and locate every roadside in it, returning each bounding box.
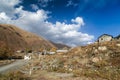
[31,70,96,80]
[0,60,29,73]
[0,60,15,67]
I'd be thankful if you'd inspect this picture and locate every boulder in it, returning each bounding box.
[98,46,107,51]
[116,44,120,47]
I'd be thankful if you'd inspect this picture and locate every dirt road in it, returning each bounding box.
[0,60,29,73]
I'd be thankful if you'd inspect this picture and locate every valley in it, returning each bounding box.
[0,24,120,80]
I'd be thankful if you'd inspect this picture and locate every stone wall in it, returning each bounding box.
[98,35,112,42]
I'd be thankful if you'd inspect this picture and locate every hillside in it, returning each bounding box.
[30,40,120,80]
[50,41,70,49]
[0,24,55,50]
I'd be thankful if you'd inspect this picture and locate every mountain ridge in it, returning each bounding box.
[0,24,55,50]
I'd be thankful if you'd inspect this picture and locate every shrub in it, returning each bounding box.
[0,41,14,59]
[73,68,120,80]
[0,71,30,80]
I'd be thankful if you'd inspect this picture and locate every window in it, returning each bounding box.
[101,38,103,40]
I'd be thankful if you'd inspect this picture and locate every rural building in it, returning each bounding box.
[47,51,56,55]
[56,49,68,55]
[24,55,31,60]
[56,50,68,53]
[115,34,120,40]
[98,34,113,42]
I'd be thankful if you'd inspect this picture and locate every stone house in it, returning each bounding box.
[98,34,113,42]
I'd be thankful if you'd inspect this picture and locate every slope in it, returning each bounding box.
[0,24,55,50]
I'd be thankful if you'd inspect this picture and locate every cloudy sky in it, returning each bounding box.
[0,0,120,46]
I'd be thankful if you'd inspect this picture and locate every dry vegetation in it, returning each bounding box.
[0,71,30,80]
[27,40,120,80]
[0,24,55,51]
[0,40,119,80]
[0,41,14,60]
[0,24,119,79]
[0,60,15,67]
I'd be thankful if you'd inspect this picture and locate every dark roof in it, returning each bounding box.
[97,34,113,42]
[115,34,120,39]
[98,34,113,39]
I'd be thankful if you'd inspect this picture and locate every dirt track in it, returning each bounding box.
[0,60,29,73]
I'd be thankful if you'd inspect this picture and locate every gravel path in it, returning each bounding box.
[0,60,29,73]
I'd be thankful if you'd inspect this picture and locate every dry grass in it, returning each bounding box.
[0,24,55,51]
[0,60,15,67]
[73,67,120,80]
[20,40,120,80]
[0,71,30,80]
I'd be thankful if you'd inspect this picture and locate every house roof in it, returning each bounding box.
[97,34,113,42]
[98,34,113,39]
[115,34,120,39]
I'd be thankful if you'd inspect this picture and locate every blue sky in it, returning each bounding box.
[21,0,120,35]
[0,0,120,46]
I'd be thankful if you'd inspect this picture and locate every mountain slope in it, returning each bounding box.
[0,24,55,50]
[50,41,70,49]
[34,40,120,80]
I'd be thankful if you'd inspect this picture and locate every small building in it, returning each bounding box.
[16,50,24,53]
[47,51,56,55]
[56,50,68,54]
[56,50,68,53]
[98,34,113,42]
[24,55,31,60]
[115,34,120,40]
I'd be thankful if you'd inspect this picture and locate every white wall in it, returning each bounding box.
[99,35,112,42]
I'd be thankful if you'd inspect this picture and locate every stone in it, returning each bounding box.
[92,57,101,63]
[116,44,120,47]
[94,49,98,53]
[98,46,107,51]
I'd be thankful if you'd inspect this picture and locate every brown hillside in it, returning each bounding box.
[31,40,120,80]
[0,24,55,50]
[50,41,70,49]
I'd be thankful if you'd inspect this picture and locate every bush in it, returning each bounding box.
[73,68,120,80]
[0,71,30,80]
[0,41,13,59]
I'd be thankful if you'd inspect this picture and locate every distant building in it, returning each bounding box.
[115,34,120,40]
[47,51,56,55]
[24,55,31,60]
[16,50,24,53]
[56,50,68,53]
[98,34,113,42]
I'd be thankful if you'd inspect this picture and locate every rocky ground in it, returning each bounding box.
[1,40,119,80]
[22,40,120,80]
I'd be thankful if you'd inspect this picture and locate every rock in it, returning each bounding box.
[94,49,98,53]
[116,44,120,47]
[63,55,68,58]
[92,57,101,63]
[64,65,68,68]
[98,46,107,51]
[69,68,73,71]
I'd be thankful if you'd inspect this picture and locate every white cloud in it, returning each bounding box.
[71,17,85,25]
[30,4,39,11]
[38,0,53,7]
[0,12,10,21]
[0,0,94,46]
[66,0,78,7]
[0,0,21,17]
